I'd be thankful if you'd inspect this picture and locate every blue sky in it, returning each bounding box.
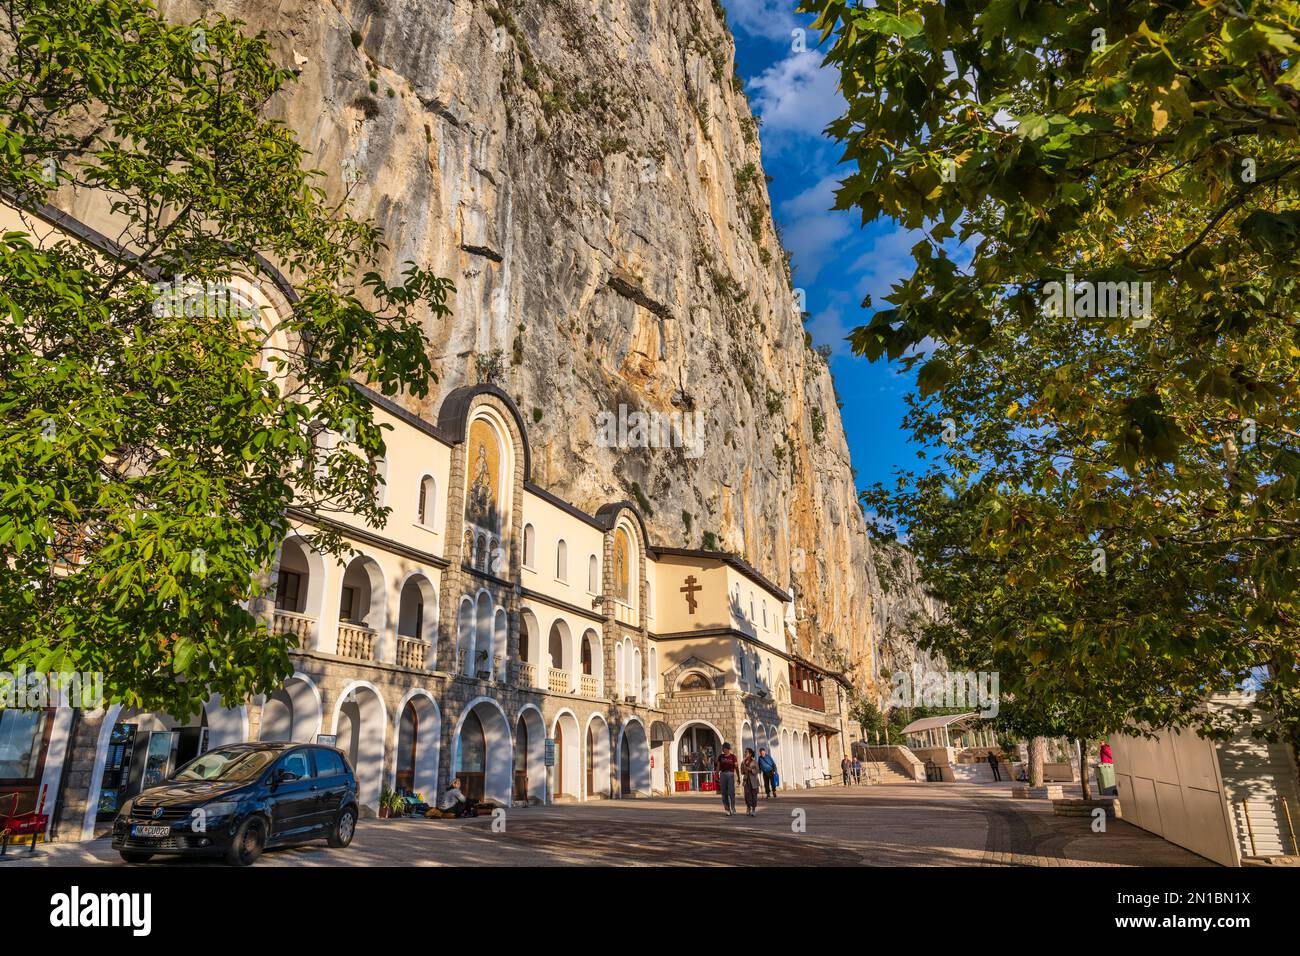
[722,0,925,495]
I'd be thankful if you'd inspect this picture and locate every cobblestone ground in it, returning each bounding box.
[5,781,1213,867]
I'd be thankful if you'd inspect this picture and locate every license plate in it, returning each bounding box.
[130,825,171,838]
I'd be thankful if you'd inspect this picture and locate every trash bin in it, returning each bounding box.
[1095,762,1116,794]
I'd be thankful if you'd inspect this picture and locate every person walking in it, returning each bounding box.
[741,748,761,816]
[840,755,852,786]
[986,750,1002,781]
[852,756,862,785]
[1099,741,1113,764]
[715,742,738,815]
[757,747,777,798]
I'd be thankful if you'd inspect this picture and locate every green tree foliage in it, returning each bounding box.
[803,0,1300,743]
[0,0,452,716]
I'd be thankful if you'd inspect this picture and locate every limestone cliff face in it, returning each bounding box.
[158,0,929,694]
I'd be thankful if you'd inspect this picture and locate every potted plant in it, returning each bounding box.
[379,784,404,819]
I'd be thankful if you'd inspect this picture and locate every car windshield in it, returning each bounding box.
[173,748,277,782]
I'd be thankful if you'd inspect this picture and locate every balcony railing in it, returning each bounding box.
[513,661,537,688]
[579,673,599,698]
[272,609,315,645]
[548,668,570,695]
[337,622,376,662]
[395,636,428,670]
[791,687,826,712]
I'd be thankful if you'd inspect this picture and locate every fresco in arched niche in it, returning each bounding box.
[613,527,631,601]
[464,418,504,572]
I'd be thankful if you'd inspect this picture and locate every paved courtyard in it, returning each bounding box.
[6,781,1213,867]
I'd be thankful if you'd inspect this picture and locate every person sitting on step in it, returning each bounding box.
[441,777,476,818]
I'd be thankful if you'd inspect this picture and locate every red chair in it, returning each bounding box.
[0,793,48,857]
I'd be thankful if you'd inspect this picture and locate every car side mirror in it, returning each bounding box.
[273,769,299,785]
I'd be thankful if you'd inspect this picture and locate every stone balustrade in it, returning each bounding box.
[271,609,314,645]
[336,622,376,662]
[395,636,427,670]
[548,668,570,694]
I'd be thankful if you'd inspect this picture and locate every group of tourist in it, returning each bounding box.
[839,755,868,785]
[713,742,779,816]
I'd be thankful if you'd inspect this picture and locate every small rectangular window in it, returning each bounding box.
[339,586,356,622]
[276,570,302,612]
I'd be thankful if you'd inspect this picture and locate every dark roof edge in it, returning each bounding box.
[523,482,606,530]
[648,546,790,603]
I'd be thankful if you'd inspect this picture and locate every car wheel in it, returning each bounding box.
[118,850,153,864]
[328,807,357,848]
[225,816,266,866]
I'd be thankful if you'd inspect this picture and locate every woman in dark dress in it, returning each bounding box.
[741,748,760,816]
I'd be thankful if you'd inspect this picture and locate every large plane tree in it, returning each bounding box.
[0,0,452,715]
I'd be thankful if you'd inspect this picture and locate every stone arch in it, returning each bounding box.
[461,404,516,566]
[391,689,440,799]
[519,607,542,686]
[492,607,507,681]
[551,709,581,799]
[584,712,612,800]
[547,617,575,691]
[632,645,643,702]
[331,680,388,812]
[337,552,389,662]
[473,590,494,678]
[678,670,712,693]
[513,704,546,805]
[617,717,651,797]
[273,534,326,649]
[580,628,602,695]
[396,571,438,667]
[742,720,756,758]
[258,672,323,743]
[671,719,726,773]
[451,696,513,806]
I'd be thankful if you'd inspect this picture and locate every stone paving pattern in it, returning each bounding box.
[6,782,1212,867]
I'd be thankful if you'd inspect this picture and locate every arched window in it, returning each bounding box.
[587,555,598,594]
[581,635,593,675]
[417,475,437,528]
[648,646,658,697]
[556,539,568,582]
[762,602,768,629]
[646,578,653,618]
[523,524,535,568]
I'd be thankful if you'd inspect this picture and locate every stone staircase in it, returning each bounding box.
[862,761,918,785]
[950,761,1010,784]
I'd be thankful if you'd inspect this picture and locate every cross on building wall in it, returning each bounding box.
[680,575,701,614]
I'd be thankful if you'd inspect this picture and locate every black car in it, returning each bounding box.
[112,742,359,866]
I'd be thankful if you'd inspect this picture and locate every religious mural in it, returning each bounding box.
[613,527,631,601]
[464,419,504,571]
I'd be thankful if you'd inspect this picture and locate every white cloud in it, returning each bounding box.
[721,0,803,43]
[778,174,852,284]
[748,50,845,141]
